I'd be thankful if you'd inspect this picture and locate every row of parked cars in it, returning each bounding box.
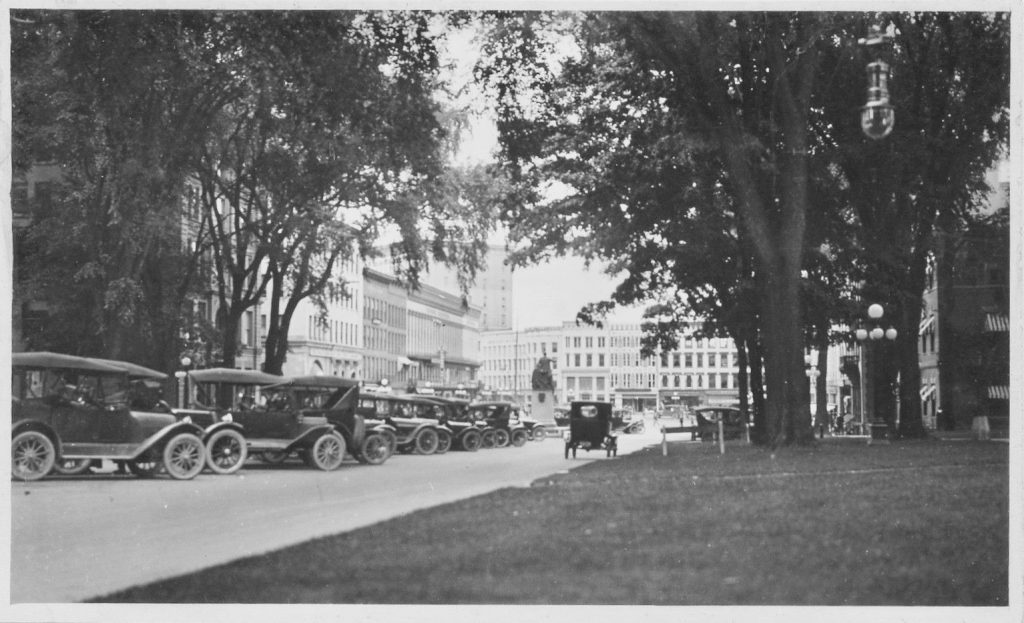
[10,352,548,482]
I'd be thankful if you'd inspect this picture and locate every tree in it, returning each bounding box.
[12,10,243,371]
[818,12,1010,438]
[479,12,843,445]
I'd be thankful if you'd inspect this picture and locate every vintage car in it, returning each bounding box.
[467,401,529,448]
[261,375,392,466]
[356,392,447,455]
[513,409,549,441]
[184,368,346,471]
[694,406,749,442]
[564,400,618,459]
[611,408,646,434]
[11,352,207,481]
[417,396,484,451]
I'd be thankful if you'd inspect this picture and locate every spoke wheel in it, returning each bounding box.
[531,426,547,442]
[53,458,93,476]
[128,458,163,477]
[493,429,510,448]
[12,431,55,481]
[480,430,496,449]
[205,429,248,475]
[359,433,392,465]
[260,450,289,464]
[311,433,345,471]
[163,433,206,480]
[413,428,439,455]
[459,429,482,452]
[435,430,452,455]
[510,429,528,447]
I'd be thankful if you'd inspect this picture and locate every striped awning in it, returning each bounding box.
[919,384,936,400]
[919,314,936,335]
[984,313,1009,332]
[987,385,1009,400]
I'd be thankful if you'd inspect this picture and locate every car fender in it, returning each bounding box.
[289,424,339,450]
[130,421,207,459]
[12,420,62,456]
[202,420,245,441]
[370,422,397,435]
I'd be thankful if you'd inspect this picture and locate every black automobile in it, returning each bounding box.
[261,375,392,466]
[417,396,484,451]
[694,406,749,442]
[12,352,207,481]
[356,392,446,455]
[564,400,618,458]
[184,368,347,471]
[467,401,529,448]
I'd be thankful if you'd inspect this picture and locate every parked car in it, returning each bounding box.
[261,375,392,466]
[184,368,346,471]
[11,352,207,481]
[513,408,549,441]
[611,408,645,434]
[694,406,749,442]
[564,400,618,458]
[356,392,446,455]
[467,401,529,448]
[417,396,484,451]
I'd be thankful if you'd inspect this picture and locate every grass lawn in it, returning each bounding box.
[97,437,1009,605]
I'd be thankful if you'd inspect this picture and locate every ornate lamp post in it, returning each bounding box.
[859,24,895,140]
[855,303,897,442]
[805,357,822,437]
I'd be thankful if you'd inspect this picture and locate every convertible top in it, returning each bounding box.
[263,375,360,390]
[187,367,282,385]
[12,351,127,373]
[85,357,168,380]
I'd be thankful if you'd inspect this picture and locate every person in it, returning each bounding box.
[834,412,844,435]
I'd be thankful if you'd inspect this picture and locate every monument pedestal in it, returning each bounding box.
[531,390,557,426]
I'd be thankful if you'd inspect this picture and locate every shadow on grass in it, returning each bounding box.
[95,437,1009,606]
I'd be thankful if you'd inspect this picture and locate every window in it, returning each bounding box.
[686,375,693,388]
[598,337,605,348]
[673,353,681,368]
[586,354,593,367]
[720,373,729,388]
[673,375,680,388]
[598,354,605,366]
[709,374,717,388]
[696,354,703,368]
[573,337,581,348]
[585,337,593,348]
[574,354,581,367]
[708,353,716,367]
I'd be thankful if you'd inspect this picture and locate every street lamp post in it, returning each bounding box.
[858,23,895,140]
[855,303,897,442]
[805,358,822,437]
[176,355,193,409]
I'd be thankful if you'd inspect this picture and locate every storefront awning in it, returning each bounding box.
[987,385,1009,400]
[984,314,1009,332]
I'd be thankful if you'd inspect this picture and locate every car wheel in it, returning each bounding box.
[53,458,93,476]
[359,432,392,465]
[128,458,163,477]
[493,429,510,448]
[205,429,247,475]
[310,433,345,471]
[480,429,497,449]
[435,429,453,455]
[459,429,482,452]
[531,426,547,442]
[163,433,206,480]
[12,431,55,481]
[510,429,528,447]
[414,428,439,455]
[260,450,289,464]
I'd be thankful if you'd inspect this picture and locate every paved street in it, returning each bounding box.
[12,425,665,603]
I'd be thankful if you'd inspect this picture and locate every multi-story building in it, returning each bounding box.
[414,243,514,331]
[478,327,561,405]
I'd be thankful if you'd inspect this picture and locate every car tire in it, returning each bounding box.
[205,428,248,475]
[12,431,56,481]
[310,432,345,471]
[480,429,497,449]
[359,432,392,465]
[493,429,510,448]
[413,428,439,455]
[459,429,482,452]
[531,426,547,442]
[435,429,453,455]
[53,458,93,476]
[510,429,528,447]
[163,433,207,480]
